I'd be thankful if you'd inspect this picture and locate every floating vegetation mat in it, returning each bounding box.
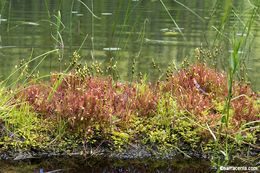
[0,64,259,170]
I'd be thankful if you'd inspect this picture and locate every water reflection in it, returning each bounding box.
[0,0,259,90]
[0,157,213,173]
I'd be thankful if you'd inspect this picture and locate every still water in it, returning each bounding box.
[0,157,213,173]
[0,0,259,90]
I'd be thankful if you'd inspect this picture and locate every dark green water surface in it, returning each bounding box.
[0,157,213,173]
[0,0,259,90]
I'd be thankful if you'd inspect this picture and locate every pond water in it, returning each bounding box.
[0,0,259,90]
[0,157,213,173]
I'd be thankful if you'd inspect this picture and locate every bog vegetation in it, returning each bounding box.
[0,52,259,172]
[0,0,259,172]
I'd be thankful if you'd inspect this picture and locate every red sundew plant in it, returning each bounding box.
[231,84,259,126]
[164,64,259,128]
[129,81,160,117]
[164,64,227,125]
[17,64,259,130]
[17,73,159,128]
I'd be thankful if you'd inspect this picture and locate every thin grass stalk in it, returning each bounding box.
[77,0,100,19]
[2,49,59,85]
[173,0,205,22]
[69,0,75,49]
[77,0,99,61]
[122,15,140,51]
[0,0,7,15]
[220,5,258,170]
[209,1,259,171]
[77,34,89,52]
[51,10,65,72]
[22,55,48,85]
[136,19,149,58]
[116,0,132,51]
[91,0,95,61]
[110,1,123,46]
[6,0,11,32]
[212,0,233,46]
[47,44,89,101]
[159,0,185,40]
[44,0,51,19]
